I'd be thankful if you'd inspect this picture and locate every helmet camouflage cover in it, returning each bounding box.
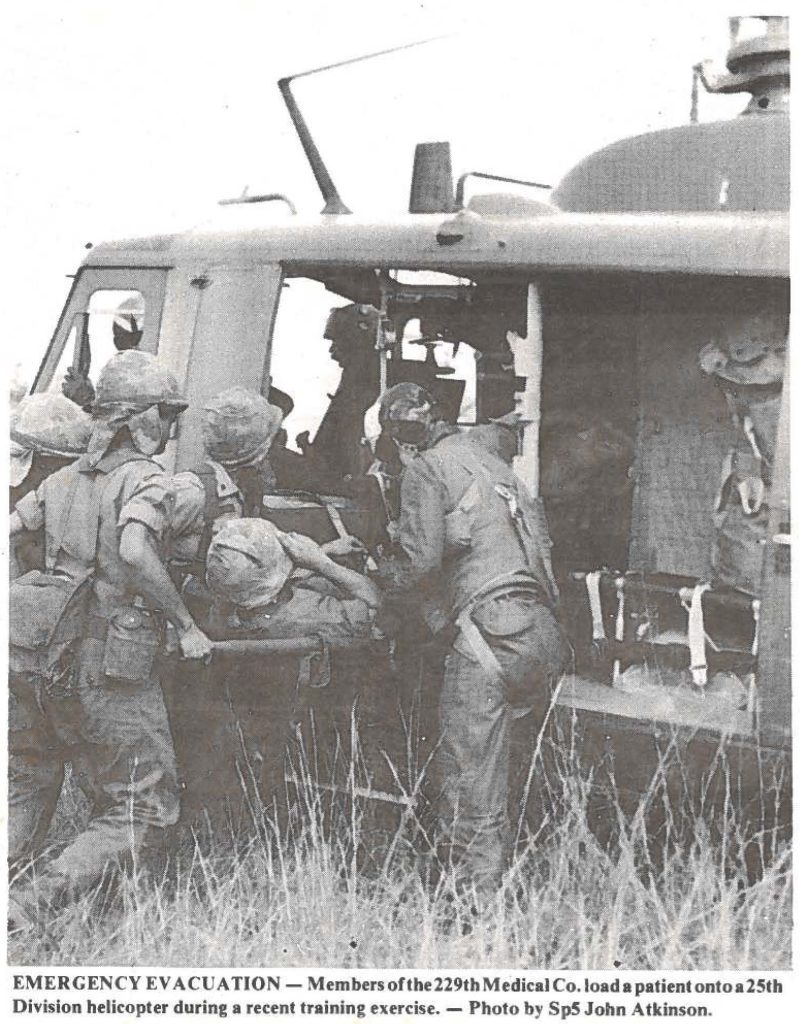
[93,350,188,412]
[206,518,293,610]
[11,392,92,456]
[10,393,93,487]
[201,387,283,468]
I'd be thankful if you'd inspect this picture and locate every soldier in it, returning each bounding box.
[193,519,381,819]
[206,518,380,640]
[308,304,382,477]
[377,383,570,897]
[10,394,93,576]
[167,386,362,611]
[699,310,787,595]
[168,387,284,585]
[8,350,211,928]
[10,393,93,502]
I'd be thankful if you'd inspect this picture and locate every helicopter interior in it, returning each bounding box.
[268,268,637,576]
[267,270,528,486]
[267,267,787,703]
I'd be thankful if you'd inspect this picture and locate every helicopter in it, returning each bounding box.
[26,16,790,837]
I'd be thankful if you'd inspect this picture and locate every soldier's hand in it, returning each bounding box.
[178,623,213,662]
[322,536,366,560]
[280,531,328,571]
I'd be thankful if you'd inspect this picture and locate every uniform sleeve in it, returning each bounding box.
[167,472,205,541]
[14,482,46,531]
[274,588,374,640]
[117,468,176,541]
[397,455,447,579]
[320,596,375,638]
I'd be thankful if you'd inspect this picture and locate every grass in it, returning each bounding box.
[8,707,793,969]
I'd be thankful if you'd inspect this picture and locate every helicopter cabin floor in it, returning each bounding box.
[555,674,753,739]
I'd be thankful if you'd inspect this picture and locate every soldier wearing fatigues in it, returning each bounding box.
[166,387,284,605]
[378,384,570,895]
[699,311,787,595]
[198,519,380,817]
[8,352,211,925]
[9,394,93,576]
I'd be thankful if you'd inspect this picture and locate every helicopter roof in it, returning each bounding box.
[83,204,787,279]
[554,115,789,214]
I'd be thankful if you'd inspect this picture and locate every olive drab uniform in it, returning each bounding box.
[168,462,243,578]
[9,450,180,902]
[183,520,377,828]
[699,317,787,596]
[396,430,570,891]
[712,388,782,595]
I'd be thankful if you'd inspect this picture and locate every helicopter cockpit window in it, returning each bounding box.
[47,289,146,405]
[34,268,167,403]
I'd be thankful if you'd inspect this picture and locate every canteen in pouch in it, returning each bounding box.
[101,605,161,682]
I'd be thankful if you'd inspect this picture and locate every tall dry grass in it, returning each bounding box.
[8,709,792,969]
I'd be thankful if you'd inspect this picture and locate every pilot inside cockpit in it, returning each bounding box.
[274,303,465,498]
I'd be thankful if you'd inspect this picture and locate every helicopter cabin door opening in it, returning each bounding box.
[543,273,789,743]
[266,269,528,499]
[265,263,788,743]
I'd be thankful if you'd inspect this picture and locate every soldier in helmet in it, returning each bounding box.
[10,393,92,501]
[8,350,211,928]
[699,309,787,595]
[376,382,569,898]
[10,393,93,576]
[166,386,360,607]
[167,387,284,588]
[184,518,380,822]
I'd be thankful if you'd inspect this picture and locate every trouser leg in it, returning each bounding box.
[435,599,569,894]
[438,643,510,894]
[30,666,180,906]
[7,679,66,870]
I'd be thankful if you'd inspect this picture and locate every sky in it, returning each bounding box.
[0,1,763,393]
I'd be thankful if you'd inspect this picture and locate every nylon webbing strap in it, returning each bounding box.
[612,575,625,684]
[195,463,221,564]
[585,571,606,642]
[750,598,761,657]
[687,582,711,688]
[46,467,104,574]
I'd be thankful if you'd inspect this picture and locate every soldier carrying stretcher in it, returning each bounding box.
[8,352,212,931]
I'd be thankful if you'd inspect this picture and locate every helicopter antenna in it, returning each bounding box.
[279,36,449,215]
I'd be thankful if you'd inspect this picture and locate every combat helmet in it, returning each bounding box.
[93,350,187,412]
[10,393,92,487]
[378,381,438,448]
[201,387,283,469]
[206,518,293,610]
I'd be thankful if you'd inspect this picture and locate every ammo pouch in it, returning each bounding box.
[101,606,162,683]
[9,569,93,675]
